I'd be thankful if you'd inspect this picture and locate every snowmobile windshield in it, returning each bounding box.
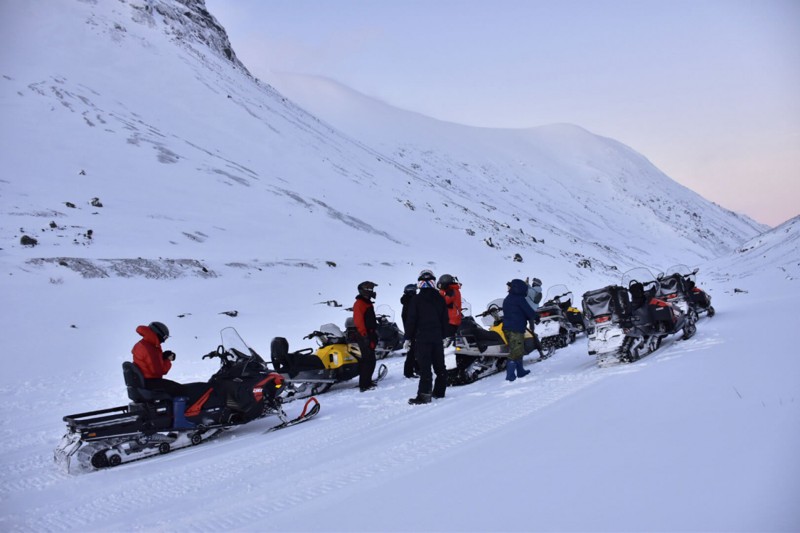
[318,323,345,344]
[220,327,265,364]
[544,284,573,308]
[664,264,697,285]
[481,298,504,327]
[622,267,656,288]
[374,304,395,322]
[460,299,473,318]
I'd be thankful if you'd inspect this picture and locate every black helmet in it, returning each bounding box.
[418,269,435,282]
[437,274,455,289]
[358,281,377,301]
[148,321,169,343]
[403,283,417,295]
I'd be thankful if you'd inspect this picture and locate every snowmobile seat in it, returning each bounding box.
[457,316,504,351]
[288,351,326,372]
[122,362,172,403]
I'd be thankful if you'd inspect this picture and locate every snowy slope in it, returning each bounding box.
[1,238,798,532]
[266,72,767,258]
[1,0,764,292]
[0,1,797,531]
[709,215,800,282]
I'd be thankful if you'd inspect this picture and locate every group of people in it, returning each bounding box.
[350,270,543,405]
[130,271,544,408]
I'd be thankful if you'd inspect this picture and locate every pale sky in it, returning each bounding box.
[207,0,800,227]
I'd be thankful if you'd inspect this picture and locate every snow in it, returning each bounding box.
[0,0,797,531]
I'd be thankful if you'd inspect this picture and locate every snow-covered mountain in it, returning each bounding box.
[709,215,800,281]
[1,0,764,292]
[1,2,797,531]
[266,71,766,259]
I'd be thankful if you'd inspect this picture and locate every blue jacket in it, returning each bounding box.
[503,279,538,333]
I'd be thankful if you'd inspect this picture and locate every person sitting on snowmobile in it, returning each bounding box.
[400,283,419,379]
[502,280,538,381]
[352,281,379,392]
[131,322,212,403]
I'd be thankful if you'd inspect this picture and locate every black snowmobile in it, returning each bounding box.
[270,323,387,398]
[658,264,715,318]
[617,267,697,363]
[373,305,404,359]
[582,284,631,359]
[449,299,552,385]
[536,285,584,349]
[54,328,320,472]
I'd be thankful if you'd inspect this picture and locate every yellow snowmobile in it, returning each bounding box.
[271,323,387,398]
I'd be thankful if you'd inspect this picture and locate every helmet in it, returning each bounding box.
[403,283,418,295]
[358,280,377,301]
[148,321,169,343]
[437,274,455,289]
[418,269,435,282]
[530,277,542,287]
[418,279,437,290]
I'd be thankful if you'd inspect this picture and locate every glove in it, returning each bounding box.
[403,340,411,350]
[163,350,176,361]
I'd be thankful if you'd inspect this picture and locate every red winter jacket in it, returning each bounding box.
[132,325,172,379]
[440,283,462,327]
[353,296,377,348]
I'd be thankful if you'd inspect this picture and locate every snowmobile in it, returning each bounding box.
[658,264,715,318]
[373,304,404,359]
[270,323,388,398]
[449,299,552,385]
[536,285,584,349]
[54,327,320,473]
[582,283,631,359]
[617,267,697,363]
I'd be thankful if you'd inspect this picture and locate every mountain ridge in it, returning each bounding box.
[0,0,766,287]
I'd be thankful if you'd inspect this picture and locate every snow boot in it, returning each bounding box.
[408,393,432,405]
[505,360,517,382]
[516,359,530,378]
[360,381,378,393]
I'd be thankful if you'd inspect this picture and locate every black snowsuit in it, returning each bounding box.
[352,295,378,390]
[405,287,449,397]
[400,292,418,378]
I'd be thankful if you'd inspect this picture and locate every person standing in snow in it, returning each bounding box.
[502,279,538,381]
[406,270,449,404]
[525,277,543,311]
[352,281,379,392]
[400,283,419,379]
[525,276,547,358]
[438,273,463,340]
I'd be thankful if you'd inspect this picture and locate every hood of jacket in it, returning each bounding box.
[508,279,529,296]
[136,324,161,346]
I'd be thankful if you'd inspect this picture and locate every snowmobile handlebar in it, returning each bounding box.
[477,305,501,318]
[202,347,221,359]
[202,345,231,364]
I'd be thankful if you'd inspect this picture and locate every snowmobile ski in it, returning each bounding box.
[351,362,389,390]
[265,396,321,433]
